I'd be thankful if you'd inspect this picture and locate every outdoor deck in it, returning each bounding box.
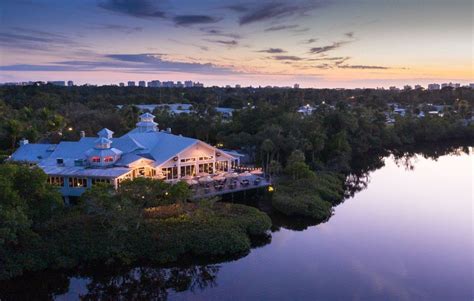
[185,172,270,199]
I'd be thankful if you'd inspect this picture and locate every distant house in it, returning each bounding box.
[393,108,407,117]
[215,107,235,119]
[297,104,317,116]
[10,113,240,202]
[117,104,195,115]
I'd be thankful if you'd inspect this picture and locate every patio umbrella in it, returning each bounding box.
[198,176,213,184]
[238,171,253,179]
[213,175,226,181]
[224,172,239,178]
[186,179,199,185]
[250,169,264,175]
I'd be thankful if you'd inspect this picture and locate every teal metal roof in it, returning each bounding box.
[10,125,234,176]
[10,143,55,162]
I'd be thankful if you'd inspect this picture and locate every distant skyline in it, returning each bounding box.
[0,0,472,88]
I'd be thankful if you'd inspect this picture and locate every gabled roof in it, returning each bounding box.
[126,131,198,165]
[111,135,145,153]
[9,143,56,163]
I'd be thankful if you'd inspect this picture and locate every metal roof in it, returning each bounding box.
[9,143,56,162]
[10,122,236,177]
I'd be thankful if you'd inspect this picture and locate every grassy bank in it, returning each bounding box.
[272,172,344,220]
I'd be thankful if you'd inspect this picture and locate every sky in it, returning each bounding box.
[0,0,472,88]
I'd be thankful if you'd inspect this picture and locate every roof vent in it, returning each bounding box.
[74,159,85,166]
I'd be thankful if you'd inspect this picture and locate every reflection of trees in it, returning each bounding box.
[344,153,386,198]
[345,144,471,196]
[269,210,329,232]
[80,265,219,301]
[391,143,471,171]
[0,265,220,301]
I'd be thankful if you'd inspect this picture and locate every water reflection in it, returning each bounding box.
[0,143,471,300]
[0,264,221,301]
[80,265,219,301]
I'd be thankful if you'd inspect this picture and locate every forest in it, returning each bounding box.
[0,85,472,279]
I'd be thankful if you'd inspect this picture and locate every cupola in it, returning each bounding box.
[97,128,114,139]
[84,132,122,167]
[136,113,158,132]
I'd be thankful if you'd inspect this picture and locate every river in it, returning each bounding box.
[2,146,472,300]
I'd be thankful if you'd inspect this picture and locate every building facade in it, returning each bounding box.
[10,113,239,201]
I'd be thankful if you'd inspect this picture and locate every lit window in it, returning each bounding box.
[69,177,88,188]
[104,156,114,163]
[47,176,64,187]
[91,156,100,163]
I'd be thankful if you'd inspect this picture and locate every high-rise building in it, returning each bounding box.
[127,81,136,87]
[119,82,125,87]
[162,81,174,88]
[414,85,422,89]
[184,81,193,88]
[67,80,74,87]
[148,80,161,88]
[138,81,146,87]
[194,82,204,88]
[294,83,300,89]
[403,85,412,90]
[441,82,460,89]
[235,84,241,89]
[428,83,440,90]
[469,83,474,89]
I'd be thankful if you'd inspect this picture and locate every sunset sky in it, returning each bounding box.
[0,0,472,88]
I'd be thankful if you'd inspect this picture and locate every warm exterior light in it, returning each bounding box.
[68,127,73,131]
[165,192,169,196]
[268,186,274,192]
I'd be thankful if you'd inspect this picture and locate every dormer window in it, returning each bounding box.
[91,156,100,163]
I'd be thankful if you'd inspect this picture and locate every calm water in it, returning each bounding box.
[2,148,473,300]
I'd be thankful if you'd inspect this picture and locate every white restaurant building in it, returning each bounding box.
[10,113,244,201]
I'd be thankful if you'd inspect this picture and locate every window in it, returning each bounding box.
[180,165,195,177]
[198,163,214,174]
[91,156,100,163]
[162,167,178,180]
[47,176,64,187]
[180,157,196,163]
[69,177,88,188]
[198,156,213,161]
[91,178,112,185]
[216,161,229,172]
[104,156,114,163]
